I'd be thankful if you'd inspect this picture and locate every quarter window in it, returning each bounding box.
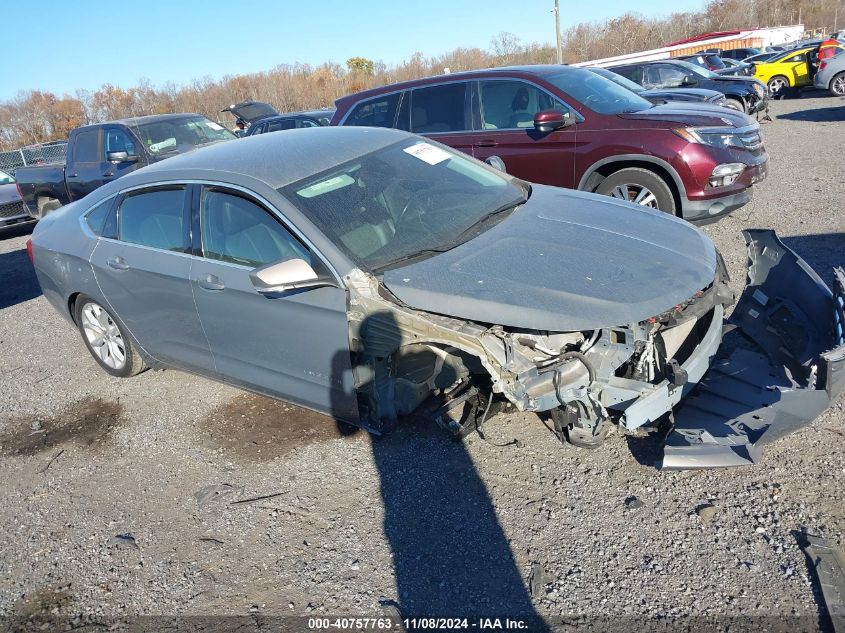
[478,80,566,129]
[85,199,114,235]
[118,188,187,252]
[345,93,401,128]
[409,83,468,133]
[199,189,310,267]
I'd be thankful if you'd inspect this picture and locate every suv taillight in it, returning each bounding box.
[15,182,24,199]
[819,60,827,70]
[26,239,34,264]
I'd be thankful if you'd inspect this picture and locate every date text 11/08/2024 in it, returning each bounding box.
[307,617,530,630]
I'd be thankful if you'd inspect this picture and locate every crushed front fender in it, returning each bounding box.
[662,229,845,469]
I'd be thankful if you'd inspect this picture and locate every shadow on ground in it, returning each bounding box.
[777,104,845,122]
[332,311,548,627]
[781,233,845,288]
[0,245,41,310]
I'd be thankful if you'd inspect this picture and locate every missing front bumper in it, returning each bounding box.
[662,230,845,469]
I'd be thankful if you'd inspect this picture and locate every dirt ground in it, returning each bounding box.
[0,93,844,632]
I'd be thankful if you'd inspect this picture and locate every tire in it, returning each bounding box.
[767,75,790,98]
[594,167,676,214]
[723,97,745,112]
[74,295,146,378]
[831,72,845,97]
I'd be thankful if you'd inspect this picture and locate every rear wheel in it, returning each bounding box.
[767,75,789,98]
[831,72,845,97]
[595,167,676,214]
[74,295,146,378]
[37,198,61,218]
[723,97,745,112]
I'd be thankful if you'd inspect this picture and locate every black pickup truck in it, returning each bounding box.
[17,113,235,218]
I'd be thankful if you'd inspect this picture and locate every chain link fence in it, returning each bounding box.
[0,142,67,176]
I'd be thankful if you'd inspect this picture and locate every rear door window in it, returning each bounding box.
[345,93,401,128]
[478,80,566,129]
[73,130,101,162]
[117,187,188,252]
[267,119,297,133]
[409,83,468,133]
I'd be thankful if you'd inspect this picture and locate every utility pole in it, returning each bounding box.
[554,0,563,64]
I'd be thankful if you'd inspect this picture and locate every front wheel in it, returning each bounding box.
[723,97,745,112]
[594,167,676,214]
[831,72,845,97]
[74,296,146,378]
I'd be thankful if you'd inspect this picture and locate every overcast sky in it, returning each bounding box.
[1,0,705,100]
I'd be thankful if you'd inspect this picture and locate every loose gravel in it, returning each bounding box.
[0,93,843,630]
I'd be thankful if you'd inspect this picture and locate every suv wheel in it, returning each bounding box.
[595,168,676,214]
[723,97,745,112]
[831,72,845,97]
[767,75,789,97]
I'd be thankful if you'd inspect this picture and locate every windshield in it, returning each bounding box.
[588,67,644,93]
[0,170,14,185]
[134,116,235,155]
[673,60,719,79]
[279,139,526,272]
[545,68,652,114]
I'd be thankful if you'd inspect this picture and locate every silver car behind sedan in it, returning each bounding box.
[28,127,844,469]
[815,50,845,95]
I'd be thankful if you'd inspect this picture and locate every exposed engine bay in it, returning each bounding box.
[344,230,845,469]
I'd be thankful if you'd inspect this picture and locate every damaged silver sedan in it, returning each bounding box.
[29,127,845,468]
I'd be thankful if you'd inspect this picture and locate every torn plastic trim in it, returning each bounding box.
[663,230,845,469]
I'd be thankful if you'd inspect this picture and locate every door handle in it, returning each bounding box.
[106,257,129,270]
[103,171,114,177]
[475,139,499,148]
[198,274,225,291]
[68,173,79,178]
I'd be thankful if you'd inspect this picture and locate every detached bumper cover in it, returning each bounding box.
[663,230,845,469]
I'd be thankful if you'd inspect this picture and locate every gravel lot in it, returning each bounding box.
[0,93,843,631]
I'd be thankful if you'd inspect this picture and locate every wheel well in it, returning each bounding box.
[583,160,683,216]
[68,292,81,324]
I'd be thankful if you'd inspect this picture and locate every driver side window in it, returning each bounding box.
[199,189,310,268]
[479,80,566,130]
[654,65,689,88]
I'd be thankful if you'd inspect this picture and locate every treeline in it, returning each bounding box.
[0,0,838,151]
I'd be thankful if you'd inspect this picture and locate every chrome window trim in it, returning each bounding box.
[90,179,343,286]
[337,74,585,131]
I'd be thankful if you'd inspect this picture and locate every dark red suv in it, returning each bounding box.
[332,65,768,223]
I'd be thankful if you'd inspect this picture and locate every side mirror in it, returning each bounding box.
[533,109,574,133]
[249,258,333,294]
[484,156,507,172]
[107,151,138,163]
[682,75,697,86]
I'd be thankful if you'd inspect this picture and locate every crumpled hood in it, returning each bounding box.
[620,103,755,127]
[382,186,716,332]
[641,88,723,102]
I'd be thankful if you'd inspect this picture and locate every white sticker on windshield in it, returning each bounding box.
[403,142,450,165]
[205,121,224,130]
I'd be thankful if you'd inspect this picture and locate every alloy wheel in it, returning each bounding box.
[81,302,126,370]
[608,183,659,208]
[768,77,787,95]
[832,75,845,96]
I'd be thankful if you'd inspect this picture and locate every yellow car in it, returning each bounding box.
[753,46,818,95]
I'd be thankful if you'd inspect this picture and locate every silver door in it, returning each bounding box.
[90,186,215,372]
[189,186,359,421]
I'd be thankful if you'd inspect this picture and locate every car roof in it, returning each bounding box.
[93,126,412,193]
[335,65,575,107]
[76,113,208,130]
